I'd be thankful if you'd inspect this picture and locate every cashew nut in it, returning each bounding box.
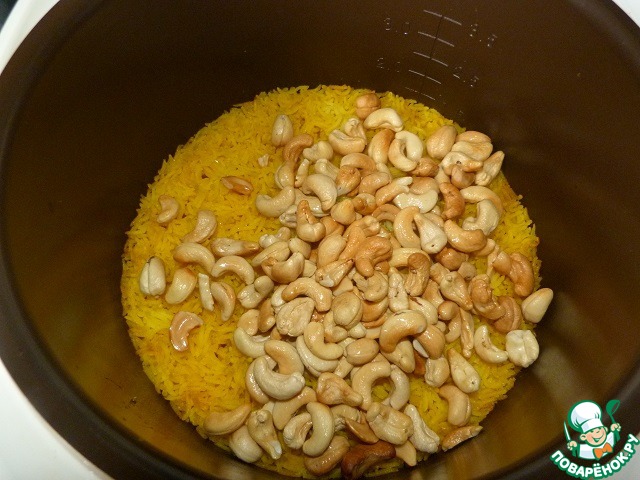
[345,338,380,366]
[340,441,396,480]
[203,404,252,436]
[210,237,260,257]
[444,220,487,253]
[210,281,236,321]
[282,277,332,312]
[295,200,327,243]
[165,267,197,304]
[413,324,446,359]
[459,185,504,215]
[469,274,505,320]
[303,402,335,457]
[262,252,305,284]
[296,335,340,376]
[363,107,403,132]
[424,355,450,387]
[505,329,539,367]
[301,173,338,211]
[229,425,263,463]
[441,425,483,451]
[414,213,447,254]
[221,176,253,195]
[245,356,276,404]
[210,255,255,284]
[251,240,290,267]
[379,310,428,353]
[255,185,296,217]
[330,198,357,225]
[474,325,508,363]
[329,129,366,155]
[139,256,166,296]
[388,137,418,172]
[157,194,179,225]
[426,125,457,160]
[366,402,414,445]
[447,348,481,393]
[272,386,317,430]
[173,242,216,273]
[237,275,274,309]
[316,372,363,407]
[440,182,465,220]
[169,311,203,351]
[462,199,501,235]
[252,355,306,400]
[475,150,504,186]
[233,327,268,358]
[181,209,218,244]
[304,322,344,361]
[303,140,334,163]
[283,412,313,450]
[359,171,391,195]
[355,92,381,119]
[404,404,439,453]
[521,287,554,323]
[332,291,364,329]
[271,114,294,147]
[246,409,282,460]
[404,252,431,296]
[264,339,304,375]
[438,384,471,426]
[384,365,411,410]
[375,176,412,206]
[351,361,392,410]
[275,297,315,336]
[387,268,409,313]
[354,235,392,278]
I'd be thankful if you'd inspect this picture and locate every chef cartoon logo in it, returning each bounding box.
[550,399,639,479]
[565,400,620,460]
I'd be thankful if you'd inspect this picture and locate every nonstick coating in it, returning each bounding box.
[1,1,639,478]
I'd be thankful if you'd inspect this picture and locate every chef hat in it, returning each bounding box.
[569,401,604,434]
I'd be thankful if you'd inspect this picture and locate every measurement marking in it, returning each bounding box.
[430,57,448,67]
[443,16,462,26]
[436,37,454,48]
[413,50,430,59]
[408,69,442,85]
[405,86,436,102]
[423,9,442,19]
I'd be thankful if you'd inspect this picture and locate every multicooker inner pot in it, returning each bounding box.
[1,1,639,478]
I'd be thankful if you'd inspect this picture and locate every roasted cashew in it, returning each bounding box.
[253,355,306,400]
[314,158,340,181]
[388,268,409,313]
[345,338,380,366]
[272,386,317,430]
[169,311,203,351]
[165,267,197,304]
[475,150,504,186]
[359,171,391,195]
[440,182,465,220]
[221,176,254,195]
[331,199,357,225]
[395,441,417,466]
[426,125,457,160]
[316,372,363,407]
[462,198,501,236]
[210,255,255,285]
[181,209,218,244]
[245,356,276,404]
[459,309,475,358]
[408,297,438,325]
[303,140,334,163]
[271,114,294,147]
[424,356,450,387]
[229,425,263,463]
[363,107,403,132]
[331,404,364,431]
[505,329,539,367]
[203,404,252,436]
[441,425,483,451]
[296,200,327,243]
[353,271,389,302]
[340,441,396,480]
[332,291,363,329]
[521,287,554,323]
[283,412,313,450]
[304,322,344,361]
[355,92,381,119]
[354,235,392,277]
[440,151,483,175]
[238,275,274,309]
[246,409,282,460]
[157,194,179,225]
[459,185,504,215]
[302,173,338,211]
[388,137,419,172]
[302,402,335,457]
[452,133,493,161]
[208,281,235,321]
[262,252,305,284]
[366,402,414,445]
[351,361,392,410]
[393,206,421,248]
[493,295,523,333]
[450,164,476,189]
[255,185,296,218]
[275,297,315,336]
[414,213,447,254]
[404,404,439,453]
[282,277,332,312]
[469,274,504,320]
[474,325,508,363]
[238,308,259,335]
[374,177,412,206]
[404,252,431,296]
[447,348,481,393]
[345,417,379,444]
[317,233,347,267]
[384,365,411,410]
[139,256,166,296]
[329,129,366,155]
[413,324,446,359]
[173,242,217,274]
[283,133,314,164]
[366,128,394,164]
[233,327,268,358]
[444,220,487,253]
[264,339,304,375]
[438,384,471,426]
[296,335,340,376]
[335,166,362,196]
[210,237,260,257]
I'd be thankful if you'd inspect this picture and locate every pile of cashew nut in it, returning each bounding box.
[139,91,554,479]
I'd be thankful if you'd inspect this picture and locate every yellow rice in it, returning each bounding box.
[121,85,541,477]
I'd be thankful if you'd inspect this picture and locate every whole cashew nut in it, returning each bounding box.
[351,361,392,410]
[366,402,414,445]
[444,220,487,253]
[246,408,282,460]
[252,355,306,400]
[302,402,336,457]
[182,209,218,243]
[255,185,296,217]
[210,255,255,285]
[304,435,350,475]
[363,107,404,132]
[271,114,294,147]
[404,404,439,453]
[229,425,263,463]
[474,325,508,363]
[426,125,457,160]
[438,384,471,426]
[203,404,252,436]
[272,386,317,430]
[282,277,333,312]
[316,372,363,407]
[157,194,179,225]
[169,311,203,351]
[165,267,197,305]
[447,348,481,393]
[173,242,217,274]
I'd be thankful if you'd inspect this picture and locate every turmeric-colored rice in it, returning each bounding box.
[121,85,541,477]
